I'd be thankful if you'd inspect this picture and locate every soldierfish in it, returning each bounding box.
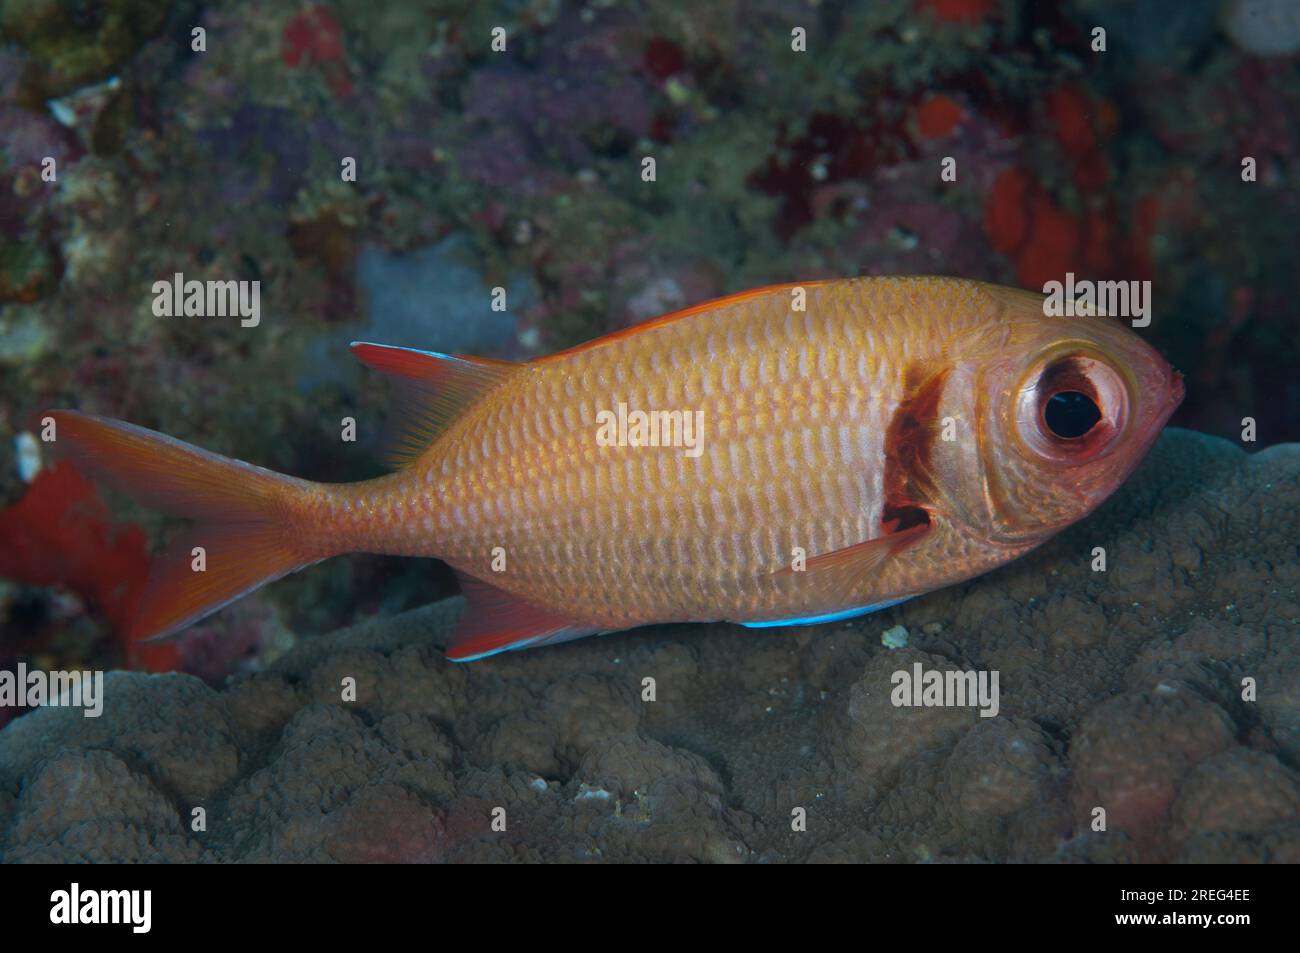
[48,277,1183,661]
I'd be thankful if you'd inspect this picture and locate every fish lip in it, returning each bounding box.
[1149,366,1184,436]
[1169,368,1186,409]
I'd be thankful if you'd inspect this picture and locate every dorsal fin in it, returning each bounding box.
[350,342,520,468]
[533,280,833,364]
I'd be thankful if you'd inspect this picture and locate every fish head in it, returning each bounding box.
[934,287,1184,546]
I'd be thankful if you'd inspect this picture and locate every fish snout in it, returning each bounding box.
[1168,367,1186,409]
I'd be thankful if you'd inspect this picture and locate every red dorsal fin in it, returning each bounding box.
[533,280,834,364]
[350,342,520,468]
[445,572,599,662]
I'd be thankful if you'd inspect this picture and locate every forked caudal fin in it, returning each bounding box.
[43,410,323,642]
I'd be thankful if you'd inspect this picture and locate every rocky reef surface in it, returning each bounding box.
[0,427,1296,863]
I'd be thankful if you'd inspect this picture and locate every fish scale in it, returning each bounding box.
[382,277,978,625]
[47,275,1182,658]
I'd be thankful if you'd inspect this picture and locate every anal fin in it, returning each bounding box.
[446,572,599,662]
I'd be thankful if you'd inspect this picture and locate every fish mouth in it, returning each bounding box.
[1169,367,1186,409]
[1153,366,1185,432]
[1135,364,1183,451]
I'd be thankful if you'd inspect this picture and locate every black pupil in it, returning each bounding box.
[1044,391,1101,439]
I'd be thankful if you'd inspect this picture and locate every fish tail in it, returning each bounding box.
[44,410,329,641]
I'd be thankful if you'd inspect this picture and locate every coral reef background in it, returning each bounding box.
[0,0,1296,860]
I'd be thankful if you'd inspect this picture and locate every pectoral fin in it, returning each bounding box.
[754,521,931,622]
[770,520,930,579]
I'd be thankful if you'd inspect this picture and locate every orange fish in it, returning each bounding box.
[47,277,1183,661]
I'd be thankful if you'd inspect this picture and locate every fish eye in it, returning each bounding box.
[1015,351,1129,462]
[1043,390,1101,439]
